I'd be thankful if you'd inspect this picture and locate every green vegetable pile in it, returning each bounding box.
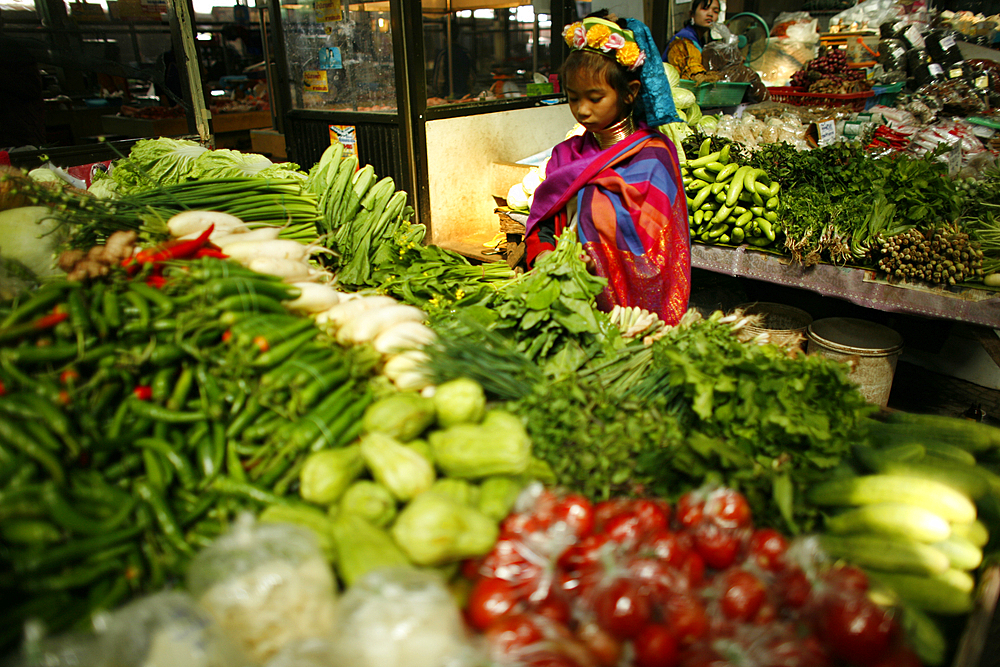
[513,311,874,533]
[292,380,550,586]
[0,257,372,650]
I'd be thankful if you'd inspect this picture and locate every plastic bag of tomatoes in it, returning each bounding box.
[461,484,922,667]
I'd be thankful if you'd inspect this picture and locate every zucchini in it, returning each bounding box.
[818,533,951,576]
[867,457,990,500]
[810,474,977,524]
[883,412,1000,454]
[931,535,983,571]
[824,502,951,544]
[950,518,989,548]
[865,568,974,615]
[922,442,979,467]
[900,604,948,666]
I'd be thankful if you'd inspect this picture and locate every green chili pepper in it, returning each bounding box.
[134,479,194,556]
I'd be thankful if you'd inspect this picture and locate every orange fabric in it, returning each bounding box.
[666,37,707,80]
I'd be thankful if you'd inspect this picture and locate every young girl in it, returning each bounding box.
[524,15,691,325]
[664,0,723,83]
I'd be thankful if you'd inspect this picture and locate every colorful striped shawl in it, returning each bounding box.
[525,127,691,324]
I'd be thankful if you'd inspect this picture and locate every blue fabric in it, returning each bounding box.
[625,17,681,127]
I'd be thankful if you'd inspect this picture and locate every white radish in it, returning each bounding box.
[383,350,430,382]
[336,305,426,345]
[220,239,328,264]
[284,282,345,314]
[247,257,318,282]
[208,226,281,247]
[320,295,398,328]
[167,210,247,238]
[373,321,436,355]
[393,371,433,392]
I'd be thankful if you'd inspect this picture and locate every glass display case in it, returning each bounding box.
[279,0,397,112]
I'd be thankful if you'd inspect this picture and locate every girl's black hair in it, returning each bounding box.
[558,12,641,117]
[690,0,718,16]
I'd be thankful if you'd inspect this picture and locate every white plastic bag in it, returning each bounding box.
[187,514,338,665]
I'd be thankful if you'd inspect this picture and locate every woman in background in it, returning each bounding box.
[663,0,722,83]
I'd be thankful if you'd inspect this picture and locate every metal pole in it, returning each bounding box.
[168,0,212,144]
[446,0,453,98]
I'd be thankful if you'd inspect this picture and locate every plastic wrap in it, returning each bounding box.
[329,567,482,667]
[4,624,103,667]
[832,0,903,29]
[702,24,743,72]
[876,38,907,76]
[93,591,249,667]
[186,514,338,664]
[924,29,964,68]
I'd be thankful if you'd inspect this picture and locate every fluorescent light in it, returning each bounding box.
[211,89,227,96]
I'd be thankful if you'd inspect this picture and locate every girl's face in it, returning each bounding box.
[692,0,720,28]
[564,71,639,133]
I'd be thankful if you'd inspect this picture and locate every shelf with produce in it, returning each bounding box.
[691,242,1000,328]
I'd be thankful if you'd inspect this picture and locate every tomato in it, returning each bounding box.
[630,499,671,535]
[518,650,584,667]
[703,487,752,528]
[552,493,596,538]
[576,621,623,667]
[662,593,708,646]
[821,563,869,594]
[869,644,923,667]
[775,567,812,609]
[633,623,679,667]
[628,557,679,601]
[748,528,788,571]
[817,594,898,666]
[603,512,646,546]
[644,531,690,568]
[558,533,612,575]
[480,537,543,587]
[483,613,544,656]
[675,492,704,529]
[769,636,833,667]
[719,569,767,621]
[693,522,741,570]
[594,498,633,528]
[533,590,573,626]
[467,576,524,630]
[678,551,705,590]
[593,577,651,639]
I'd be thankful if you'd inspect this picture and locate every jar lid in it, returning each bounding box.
[807,317,903,356]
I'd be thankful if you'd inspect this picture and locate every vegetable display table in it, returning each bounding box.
[691,243,1000,327]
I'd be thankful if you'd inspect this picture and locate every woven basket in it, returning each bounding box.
[732,302,813,349]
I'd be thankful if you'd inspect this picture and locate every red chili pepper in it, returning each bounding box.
[193,247,228,259]
[253,335,270,352]
[34,310,69,329]
[0,379,5,396]
[146,274,168,289]
[60,369,80,385]
[133,385,153,401]
[222,330,233,343]
[57,390,71,406]
[140,224,216,265]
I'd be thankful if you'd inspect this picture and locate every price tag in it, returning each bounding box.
[976,75,990,89]
[904,24,925,49]
[971,124,996,139]
[950,67,964,79]
[928,63,944,78]
[948,143,962,175]
[817,120,837,146]
[303,70,329,92]
[940,35,956,51]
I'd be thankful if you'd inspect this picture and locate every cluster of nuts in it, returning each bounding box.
[873,227,984,285]
[58,230,138,281]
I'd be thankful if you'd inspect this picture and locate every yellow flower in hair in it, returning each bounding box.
[617,41,641,67]
[563,22,582,47]
[586,24,611,49]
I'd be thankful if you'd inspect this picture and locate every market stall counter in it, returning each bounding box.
[692,243,1000,327]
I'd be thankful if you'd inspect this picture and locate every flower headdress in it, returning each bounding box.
[562,16,646,71]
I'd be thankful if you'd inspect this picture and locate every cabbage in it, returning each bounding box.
[673,88,697,110]
[107,137,208,193]
[664,63,681,89]
[0,206,68,279]
[698,115,720,130]
[686,102,703,126]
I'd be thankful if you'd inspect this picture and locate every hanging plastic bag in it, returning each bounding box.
[702,24,743,72]
[187,513,338,665]
[93,591,250,667]
[329,567,483,667]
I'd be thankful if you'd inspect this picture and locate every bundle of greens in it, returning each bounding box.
[95,138,305,196]
[492,230,619,378]
[626,312,874,533]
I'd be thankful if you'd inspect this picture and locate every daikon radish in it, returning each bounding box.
[373,321,436,355]
[383,350,431,390]
[336,304,425,345]
[284,282,345,313]
[208,226,281,246]
[320,295,398,328]
[247,257,318,281]
[168,210,246,238]
[220,239,330,263]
